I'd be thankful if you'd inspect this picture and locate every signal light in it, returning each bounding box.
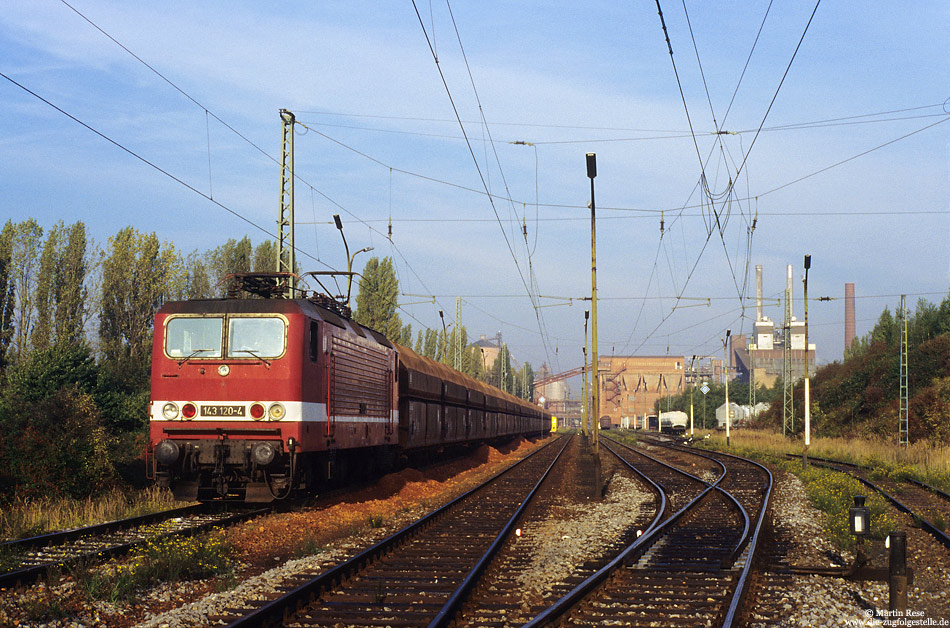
[250,403,266,420]
[182,403,197,420]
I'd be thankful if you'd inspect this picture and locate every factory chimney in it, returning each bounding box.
[756,265,764,322]
[845,283,856,355]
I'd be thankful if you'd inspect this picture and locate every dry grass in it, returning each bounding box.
[0,486,182,541]
[696,428,950,491]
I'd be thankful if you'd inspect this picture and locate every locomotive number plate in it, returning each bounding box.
[201,405,246,417]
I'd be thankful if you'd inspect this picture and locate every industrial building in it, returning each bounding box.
[734,264,816,389]
[595,355,689,428]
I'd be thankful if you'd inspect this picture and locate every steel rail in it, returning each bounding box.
[522,437,729,627]
[426,434,572,628]
[224,435,566,628]
[785,452,950,502]
[0,506,269,589]
[0,504,204,551]
[802,457,950,550]
[682,444,773,628]
[632,435,753,567]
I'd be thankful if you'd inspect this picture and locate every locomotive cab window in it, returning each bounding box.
[165,317,223,358]
[227,316,286,358]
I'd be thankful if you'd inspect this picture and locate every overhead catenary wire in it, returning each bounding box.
[0,69,332,274]
[627,0,824,357]
[410,0,557,370]
[55,0,466,336]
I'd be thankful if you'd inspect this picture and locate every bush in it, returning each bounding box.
[0,387,117,500]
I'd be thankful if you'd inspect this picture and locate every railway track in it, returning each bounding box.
[525,435,772,627]
[788,453,950,550]
[0,504,269,588]
[220,435,572,628]
[452,437,662,627]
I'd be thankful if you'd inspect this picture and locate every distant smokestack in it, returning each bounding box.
[845,283,856,354]
[756,265,764,321]
[786,264,794,319]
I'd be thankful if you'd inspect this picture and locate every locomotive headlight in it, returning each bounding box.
[251,442,277,466]
[154,440,181,465]
[268,403,286,421]
[162,402,180,420]
[217,364,230,377]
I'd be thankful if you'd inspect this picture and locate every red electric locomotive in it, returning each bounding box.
[148,276,550,502]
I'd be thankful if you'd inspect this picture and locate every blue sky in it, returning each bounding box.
[1,1,947,384]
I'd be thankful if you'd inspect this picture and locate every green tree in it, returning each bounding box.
[99,227,184,366]
[0,344,114,500]
[512,361,535,401]
[253,240,277,273]
[8,219,43,363]
[56,221,88,346]
[0,222,16,378]
[207,236,253,296]
[185,250,213,299]
[99,227,183,434]
[488,344,515,393]
[397,323,413,347]
[31,221,88,352]
[354,256,403,338]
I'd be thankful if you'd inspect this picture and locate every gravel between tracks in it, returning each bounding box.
[513,473,653,604]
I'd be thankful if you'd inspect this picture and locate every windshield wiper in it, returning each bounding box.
[234,349,271,368]
[177,348,213,368]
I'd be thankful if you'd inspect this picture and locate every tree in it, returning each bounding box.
[31,221,88,352]
[488,344,514,393]
[0,344,114,500]
[354,256,402,338]
[0,222,15,378]
[56,221,88,346]
[99,227,184,366]
[206,236,253,296]
[513,361,535,401]
[7,219,43,363]
[253,240,277,273]
[185,250,213,299]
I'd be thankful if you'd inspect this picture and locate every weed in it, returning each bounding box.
[933,512,947,532]
[71,531,235,602]
[21,594,72,622]
[291,535,325,558]
[369,515,385,528]
[0,486,181,541]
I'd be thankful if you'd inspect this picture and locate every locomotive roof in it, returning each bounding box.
[157,298,393,349]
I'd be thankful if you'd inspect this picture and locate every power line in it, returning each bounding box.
[411,0,556,369]
[295,103,947,140]
[54,0,459,331]
[0,69,328,269]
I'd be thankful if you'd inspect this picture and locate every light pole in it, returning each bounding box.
[803,254,811,468]
[724,330,731,446]
[689,355,696,436]
[586,153,599,455]
[582,310,589,438]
